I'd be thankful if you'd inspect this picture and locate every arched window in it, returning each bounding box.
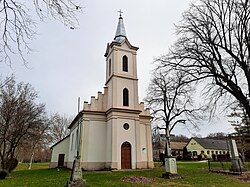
[109,59,111,75]
[123,88,129,106]
[122,55,128,72]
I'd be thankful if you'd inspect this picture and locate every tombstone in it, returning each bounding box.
[227,138,243,172]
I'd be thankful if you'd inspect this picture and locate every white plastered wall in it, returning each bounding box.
[139,124,147,161]
[116,118,137,169]
[86,120,107,162]
[50,136,70,166]
[68,124,80,162]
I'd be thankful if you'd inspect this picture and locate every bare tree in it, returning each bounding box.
[0,76,47,171]
[228,102,250,161]
[152,126,161,149]
[48,113,71,145]
[145,67,203,157]
[206,132,227,140]
[158,0,250,119]
[0,0,82,64]
[27,120,50,170]
[171,134,189,142]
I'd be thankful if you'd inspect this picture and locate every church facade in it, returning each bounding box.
[50,14,154,170]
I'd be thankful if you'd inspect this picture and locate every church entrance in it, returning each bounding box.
[121,142,131,169]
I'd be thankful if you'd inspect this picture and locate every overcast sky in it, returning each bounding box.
[2,0,234,137]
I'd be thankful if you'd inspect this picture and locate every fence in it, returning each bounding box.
[208,159,250,174]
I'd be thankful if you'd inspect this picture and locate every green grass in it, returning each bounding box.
[0,162,248,187]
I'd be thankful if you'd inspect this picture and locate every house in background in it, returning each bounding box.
[184,137,229,160]
[153,141,187,161]
[170,142,187,159]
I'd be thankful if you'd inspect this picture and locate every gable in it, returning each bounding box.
[186,138,204,150]
[50,135,70,149]
[105,38,138,58]
[120,39,138,51]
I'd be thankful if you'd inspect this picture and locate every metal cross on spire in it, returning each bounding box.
[118,9,123,17]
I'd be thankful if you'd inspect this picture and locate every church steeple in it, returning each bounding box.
[114,10,126,43]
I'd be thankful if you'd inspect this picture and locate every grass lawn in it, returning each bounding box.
[0,162,248,187]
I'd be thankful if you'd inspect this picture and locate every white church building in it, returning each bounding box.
[50,14,154,170]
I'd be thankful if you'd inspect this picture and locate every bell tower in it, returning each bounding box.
[102,12,153,170]
[104,13,139,111]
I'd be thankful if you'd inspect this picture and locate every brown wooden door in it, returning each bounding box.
[121,142,131,169]
[58,154,65,167]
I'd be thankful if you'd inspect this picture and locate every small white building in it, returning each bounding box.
[50,14,154,170]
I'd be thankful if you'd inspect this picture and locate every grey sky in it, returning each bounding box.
[2,0,234,137]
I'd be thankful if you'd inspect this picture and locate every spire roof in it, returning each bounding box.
[114,12,127,43]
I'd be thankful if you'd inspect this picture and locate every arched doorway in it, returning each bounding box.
[121,142,131,169]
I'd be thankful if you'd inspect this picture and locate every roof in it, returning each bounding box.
[68,111,83,129]
[114,15,126,43]
[192,137,228,150]
[170,142,187,150]
[158,141,187,150]
[50,135,70,149]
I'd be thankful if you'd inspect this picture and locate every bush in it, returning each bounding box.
[176,155,183,160]
[4,158,18,173]
[0,171,7,180]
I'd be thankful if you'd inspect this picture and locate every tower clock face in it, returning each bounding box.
[123,123,129,130]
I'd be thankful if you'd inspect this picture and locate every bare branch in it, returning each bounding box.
[159,0,250,119]
[0,0,83,64]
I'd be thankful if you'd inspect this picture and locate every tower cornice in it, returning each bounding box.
[104,39,138,57]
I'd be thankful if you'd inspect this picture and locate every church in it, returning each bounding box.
[50,13,154,170]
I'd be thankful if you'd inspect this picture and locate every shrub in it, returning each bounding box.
[0,171,7,180]
[4,158,18,173]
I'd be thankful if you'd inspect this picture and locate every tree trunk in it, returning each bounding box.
[165,127,171,158]
[28,146,36,170]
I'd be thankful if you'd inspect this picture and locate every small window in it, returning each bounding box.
[109,59,111,75]
[123,88,129,106]
[122,55,128,72]
[207,151,210,155]
[215,151,218,155]
[123,123,129,130]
